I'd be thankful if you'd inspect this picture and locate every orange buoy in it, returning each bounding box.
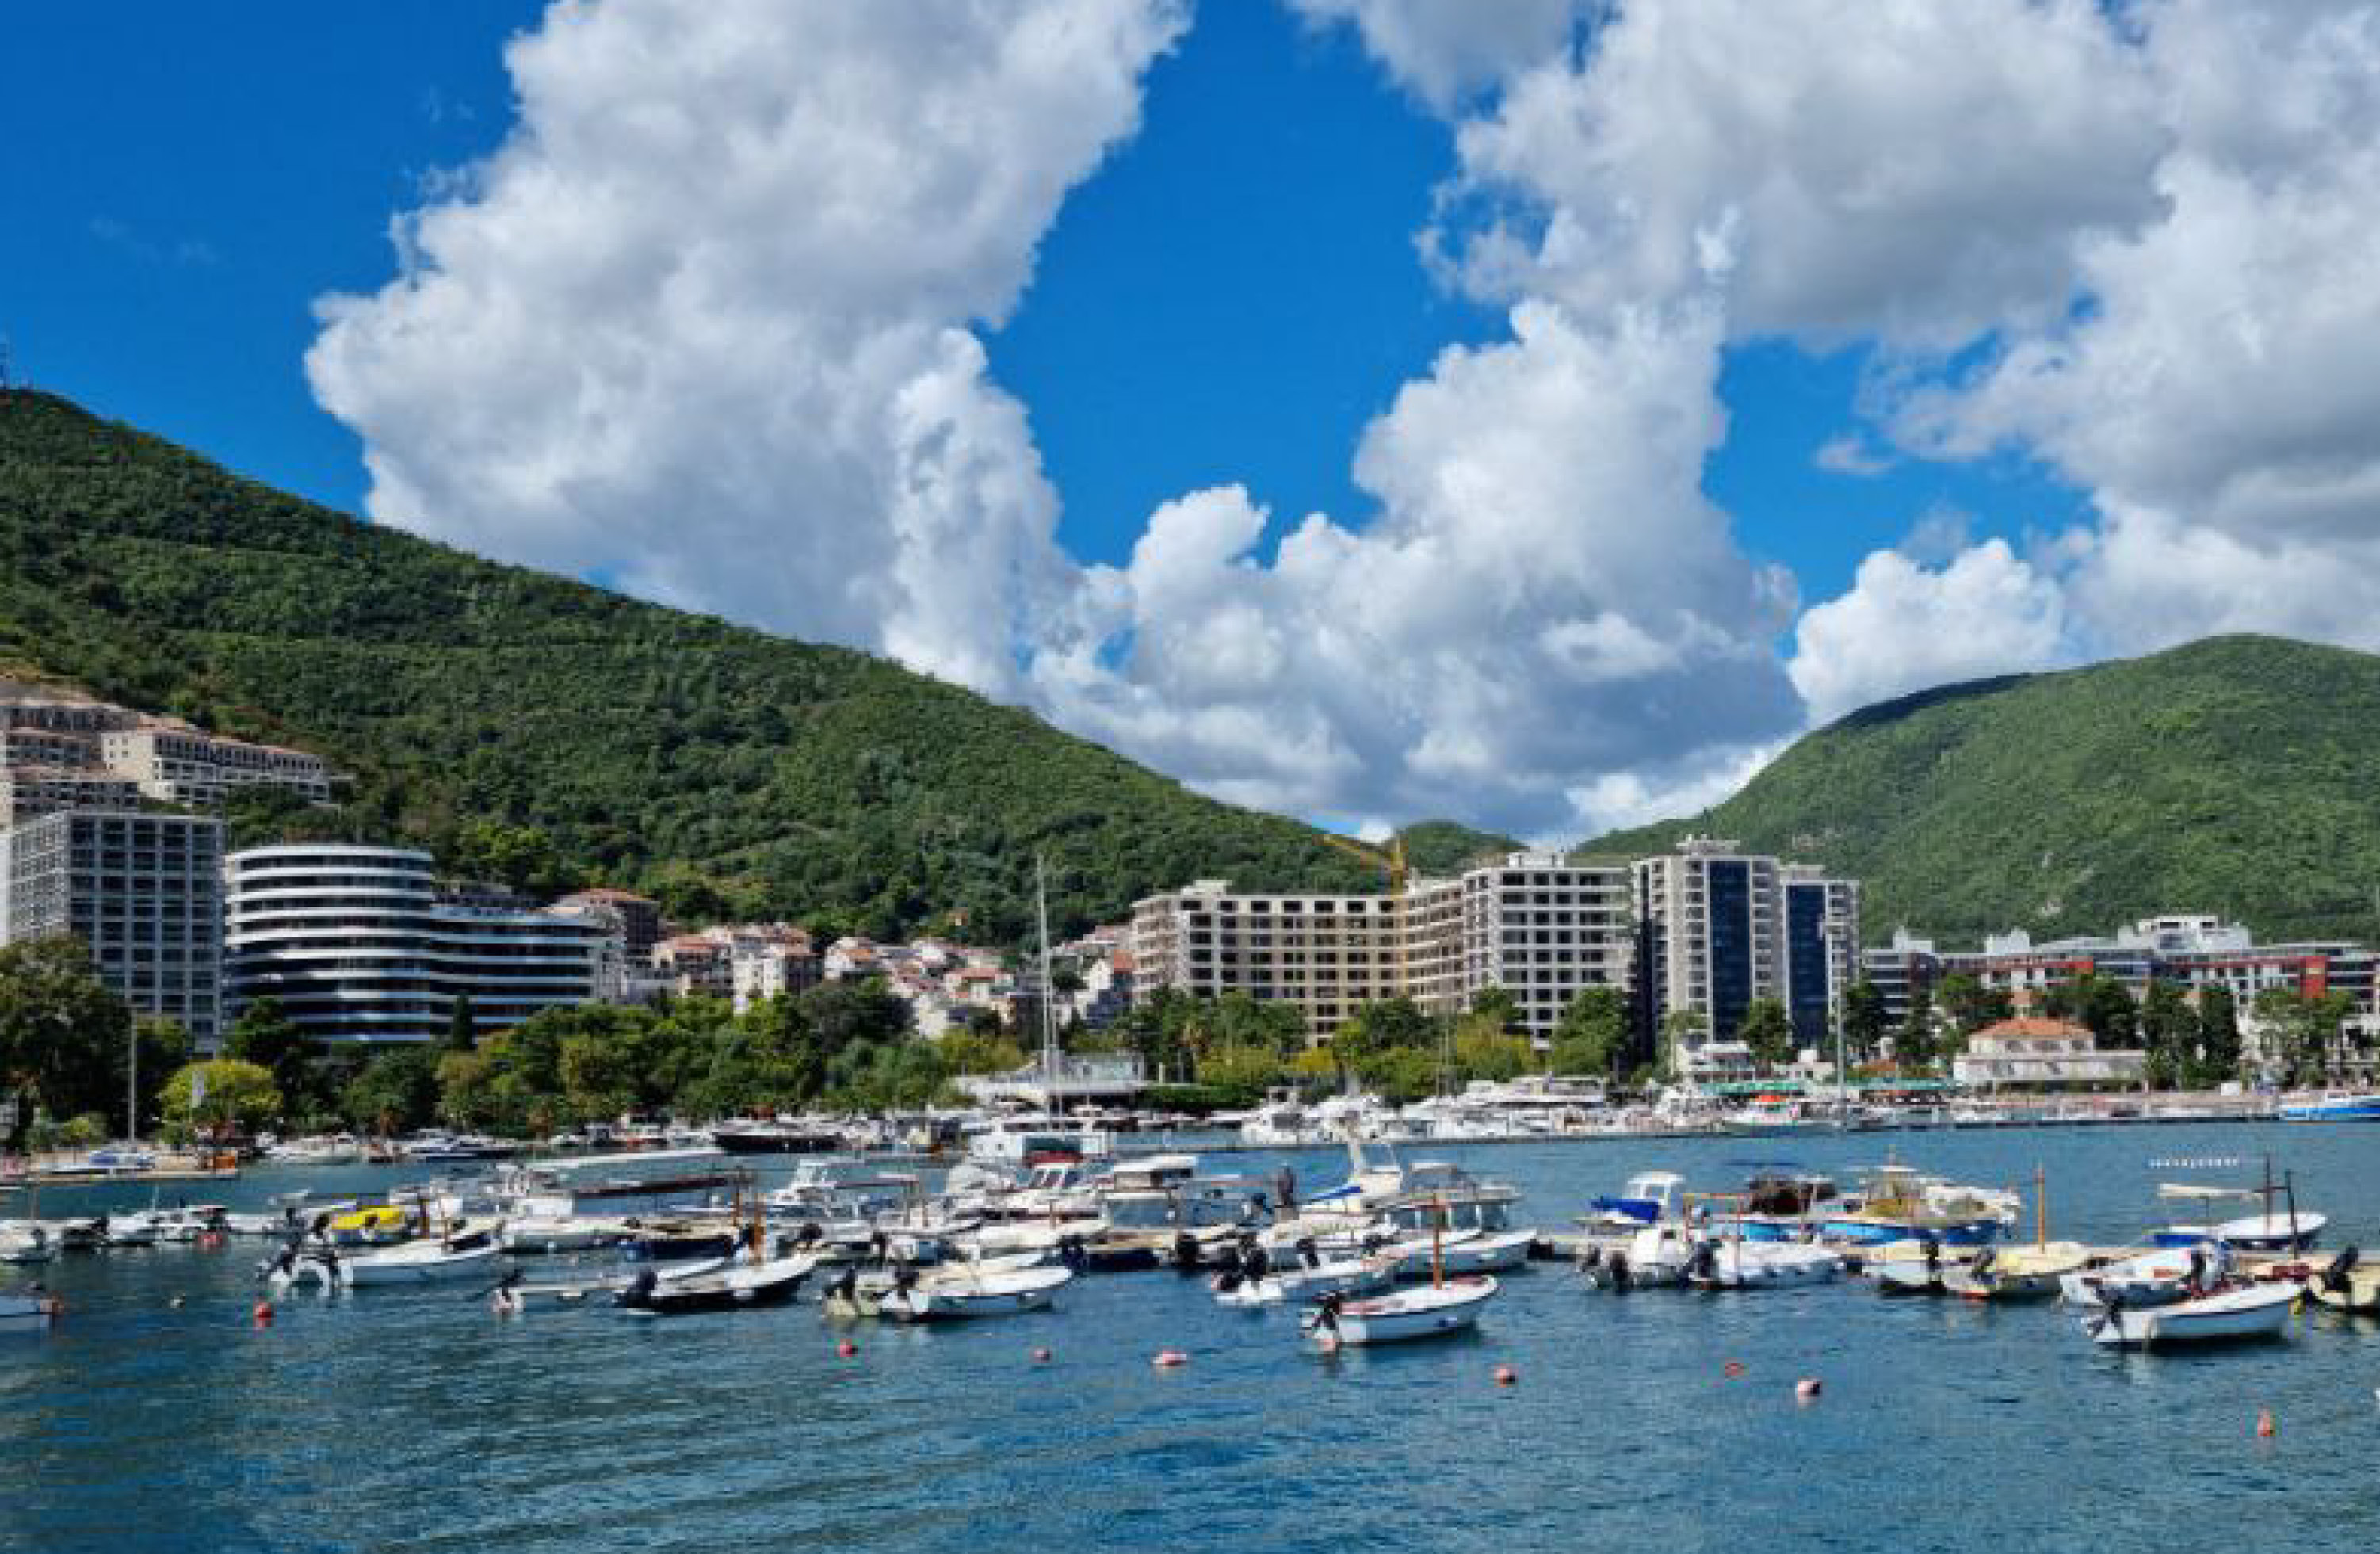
[1796,1376,1822,1402]
[837,1340,858,1358]
[252,1300,275,1327]
[1152,1349,1190,1369]
[2256,1408,2276,1438]
[1494,1365,1518,1387]
[1724,1361,1746,1378]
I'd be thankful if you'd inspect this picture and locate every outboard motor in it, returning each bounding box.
[1296,1237,1321,1271]
[1685,1242,1717,1284]
[2321,1245,2361,1294]
[1609,1249,1632,1292]
[1171,1231,1201,1272]
[1243,1244,1271,1284]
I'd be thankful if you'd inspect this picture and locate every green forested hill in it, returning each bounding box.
[0,388,1400,940]
[1586,635,2380,945]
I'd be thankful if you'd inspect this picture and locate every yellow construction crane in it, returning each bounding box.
[1320,830,1408,895]
[1320,831,1412,1005]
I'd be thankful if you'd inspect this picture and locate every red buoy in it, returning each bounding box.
[1724,1361,1746,1378]
[1031,1346,1053,1364]
[1796,1376,1823,1403]
[1152,1349,1189,1369]
[837,1340,858,1358]
[1495,1365,1518,1387]
[2256,1408,2277,1438]
[252,1300,275,1327]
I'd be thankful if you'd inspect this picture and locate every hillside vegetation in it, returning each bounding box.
[1587,636,2380,945]
[0,389,1410,941]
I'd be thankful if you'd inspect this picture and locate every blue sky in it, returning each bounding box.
[6,0,2077,605]
[6,2,2365,838]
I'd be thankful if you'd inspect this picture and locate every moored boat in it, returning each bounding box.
[878,1263,1073,1321]
[2278,1093,2380,1123]
[2081,1280,2300,1348]
[614,1252,817,1315]
[2306,1247,2380,1314]
[0,1289,60,1332]
[1303,1277,1499,1346]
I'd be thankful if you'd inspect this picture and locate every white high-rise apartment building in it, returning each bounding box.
[223,844,601,1046]
[1131,853,1634,1043]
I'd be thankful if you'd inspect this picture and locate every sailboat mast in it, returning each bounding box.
[1036,856,1058,1082]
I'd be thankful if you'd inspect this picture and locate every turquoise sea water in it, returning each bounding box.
[5,1123,2375,1554]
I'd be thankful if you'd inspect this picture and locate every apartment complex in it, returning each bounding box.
[223,844,603,1046]
[1632,838,1860,1072]
[1,808,225,1044]
[99,723,334,806]
[1864,914,2378,1033]
[1130,880,1405,1041]
[1131,853,1635,1043]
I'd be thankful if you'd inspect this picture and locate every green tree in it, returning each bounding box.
[2137,979,2200,1090]
[936,1028,1027,1077]
[441,993,478,1056]
[2044,972,2140,1048]
[342,1048,441,1134]
[1737,997,1796,1071]
[2194,983,2243,1086]
[2252,985,2351,1086]
[0,936,134,1129]
[1840,979,1889,1062]
[1549,985,1629,1078]
[1935,973,2014,1036]
[1896,984,1938,1071]
[226,997,319,1114]
[1196,1042,1288,1104]
[1658,1008,1707,1076]
[162,1058,282,1135]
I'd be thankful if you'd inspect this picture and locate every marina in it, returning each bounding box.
[6,1121,2377,1554]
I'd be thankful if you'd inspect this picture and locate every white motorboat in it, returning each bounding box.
[1212,1251,1398,1307]
[0,1224,55,1266]
[500,1216,629,1254]
[2058,1245,2230,1308]
[614,1252,819,1315]
[2082,1280,2301,1348]
[878,1263,1073,1321]
[2153,1182,2325,1253]
[1304,1277,1499,1346]
[0,1290,60,1332]
[1687,1240,1843,1289]
[1579,1222,1698,1289]
[1383,1228,1534,1279]
[1941,1241,2095,1301]
[274,1234,503,1289]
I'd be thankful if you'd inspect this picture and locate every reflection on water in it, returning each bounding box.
[5,1123,2375,1553]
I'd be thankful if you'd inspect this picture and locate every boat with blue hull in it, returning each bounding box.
[2279,1094,2380,1122]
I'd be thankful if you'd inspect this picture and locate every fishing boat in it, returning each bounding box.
[0,1289,60,1332]
[1820,1165,2006,1247]
[613,1252,817,1315]
[1687,1239,1843,1289]
[1583,1170,1687,1235]
[1577,1221,1698,1289]
[2278,1093,2380,1123]
[1212,1249,1398,1308]
[2153,1180,2325,1253]
[2080,1280,2300,1348]
[2058,1245,2228,1309]
[1303,1277,1498,1346]
[2306,1248,2380,1314]
[1866,1238,1976,1296]
[1941,1167,2092,1300]
[877,1262,1073,1321]
[1735,1168,1838,1242]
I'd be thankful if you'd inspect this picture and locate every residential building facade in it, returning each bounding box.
[1632,838,1860,1075]
[223,844,601,1045]
[100,722,334,806]
[1951,1016,2149,1090]
[1131,853,1637,1044]
[2,808,225,1044]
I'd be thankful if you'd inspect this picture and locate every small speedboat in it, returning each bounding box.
[1384,1228,1534,1279]
[2152,1182,2325,1253]
[879,1264,1073,1321]
[2278,1094,2380,1123]
[501,1216,628,1254]
[1942,1242,2094,1301]
[2082,1280,2300,1348]
[1303,1277,1499,1346]
[1687,1240,1843,1290]
[1578,1223,1697,1290]
[2058,1245,2226,1309]
[0,1225,55,1266]
[615,1253,817,1315]
[1212,1251,1397,1307]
